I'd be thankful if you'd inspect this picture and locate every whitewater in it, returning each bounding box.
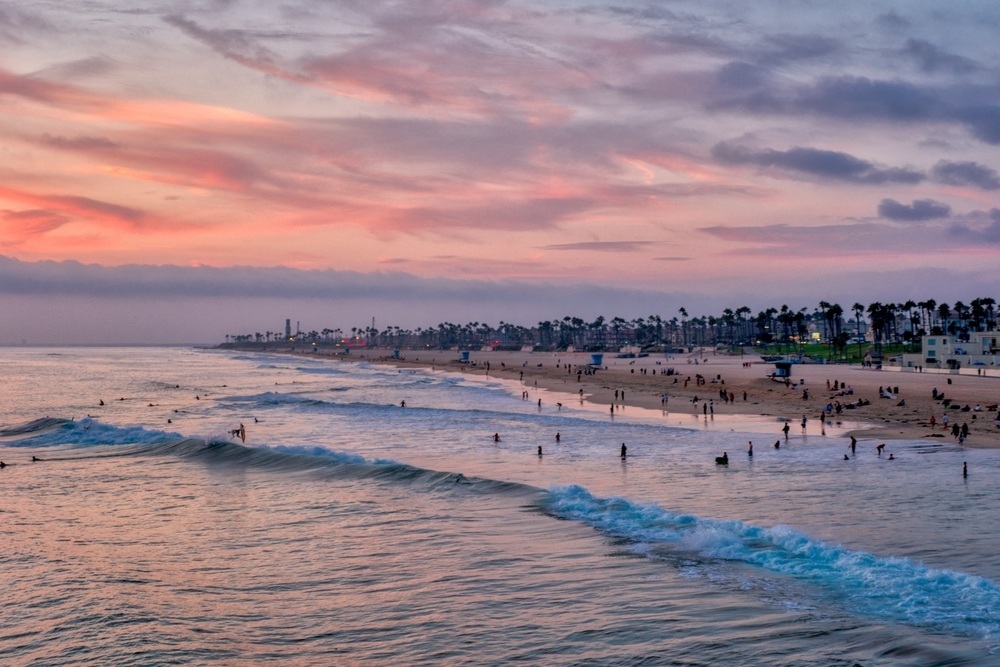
[1,346,998,666]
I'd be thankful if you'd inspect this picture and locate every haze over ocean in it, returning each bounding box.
[2,347,998,665]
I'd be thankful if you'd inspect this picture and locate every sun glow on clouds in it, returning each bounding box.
[0,0,998,326]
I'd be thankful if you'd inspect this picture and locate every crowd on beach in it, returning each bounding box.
[363,345,1000,450]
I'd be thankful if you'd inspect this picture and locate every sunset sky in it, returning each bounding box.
[2,1,999,344]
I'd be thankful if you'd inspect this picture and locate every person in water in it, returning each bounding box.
[538,445,543,457]
[774,440,780,449]
[31,456,42,462]
[747,441,753,456]
[620,443,627,458]
[963,461,968,478]
[715,452,729,465]
[493,433,500,443]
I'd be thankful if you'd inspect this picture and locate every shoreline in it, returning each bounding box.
[268,347,1000,448]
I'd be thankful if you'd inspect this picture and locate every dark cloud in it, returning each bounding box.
[931,160,1000,190]
[948,208,1000,244]
[712,142,924,184]
[903,39,977,74]
[716,62,771,90]
[716,75,1000,145]
[877,198,951,221]
[876,11,911,31]
[959,104,1000,144]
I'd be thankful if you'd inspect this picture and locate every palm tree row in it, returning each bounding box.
[224,297,997,353]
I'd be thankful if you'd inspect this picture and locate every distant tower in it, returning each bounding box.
[285,319,291,339]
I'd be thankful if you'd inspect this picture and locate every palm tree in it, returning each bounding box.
[678,307,689,348]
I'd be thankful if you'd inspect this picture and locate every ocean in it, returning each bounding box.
[1,346,998,666]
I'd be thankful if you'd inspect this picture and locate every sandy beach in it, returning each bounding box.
[338,347,1000,448]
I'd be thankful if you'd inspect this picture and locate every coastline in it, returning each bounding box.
[299,347,1000,448]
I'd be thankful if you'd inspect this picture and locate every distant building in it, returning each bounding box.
[285,319,292,340]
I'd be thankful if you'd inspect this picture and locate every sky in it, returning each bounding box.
[1,0,999,344]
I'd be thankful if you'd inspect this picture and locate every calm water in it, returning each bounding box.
[1,347,998,666]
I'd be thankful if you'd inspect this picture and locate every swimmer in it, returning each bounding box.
[888,453,895,460]
[774,440,780,449]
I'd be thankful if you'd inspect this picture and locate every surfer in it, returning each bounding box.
[715,452,729,465]
[0,461,7,468]
[31,456,42,462]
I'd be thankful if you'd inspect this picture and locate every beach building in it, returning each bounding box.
[900,331,999,370]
